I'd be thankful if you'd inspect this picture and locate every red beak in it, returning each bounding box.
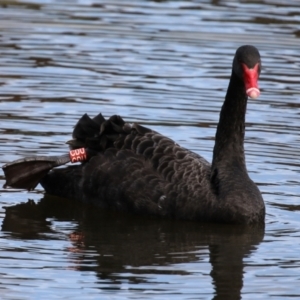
[242,63,260,99]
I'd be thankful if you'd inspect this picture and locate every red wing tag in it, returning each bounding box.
[69,148,87,163]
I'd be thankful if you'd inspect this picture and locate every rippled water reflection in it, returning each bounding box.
[1,0,300,299]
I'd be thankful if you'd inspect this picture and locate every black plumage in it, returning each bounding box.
[3,45,265,224]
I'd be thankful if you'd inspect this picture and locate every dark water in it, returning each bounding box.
[1,0,300,299]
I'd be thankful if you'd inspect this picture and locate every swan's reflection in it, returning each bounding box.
[2,196,264,299]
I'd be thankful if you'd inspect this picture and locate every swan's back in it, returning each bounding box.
[41,113,214,219]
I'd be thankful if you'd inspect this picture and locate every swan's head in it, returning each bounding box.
[233,45,261,99]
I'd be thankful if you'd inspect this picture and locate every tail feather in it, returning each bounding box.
[92,112,106,126]
[69,114,129,151]
[71,113,103,143]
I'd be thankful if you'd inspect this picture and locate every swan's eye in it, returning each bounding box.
[257,64,261,74]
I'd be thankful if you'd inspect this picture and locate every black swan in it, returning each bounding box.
[2,45,265,224]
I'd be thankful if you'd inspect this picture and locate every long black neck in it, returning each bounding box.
[212,71,248,172]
